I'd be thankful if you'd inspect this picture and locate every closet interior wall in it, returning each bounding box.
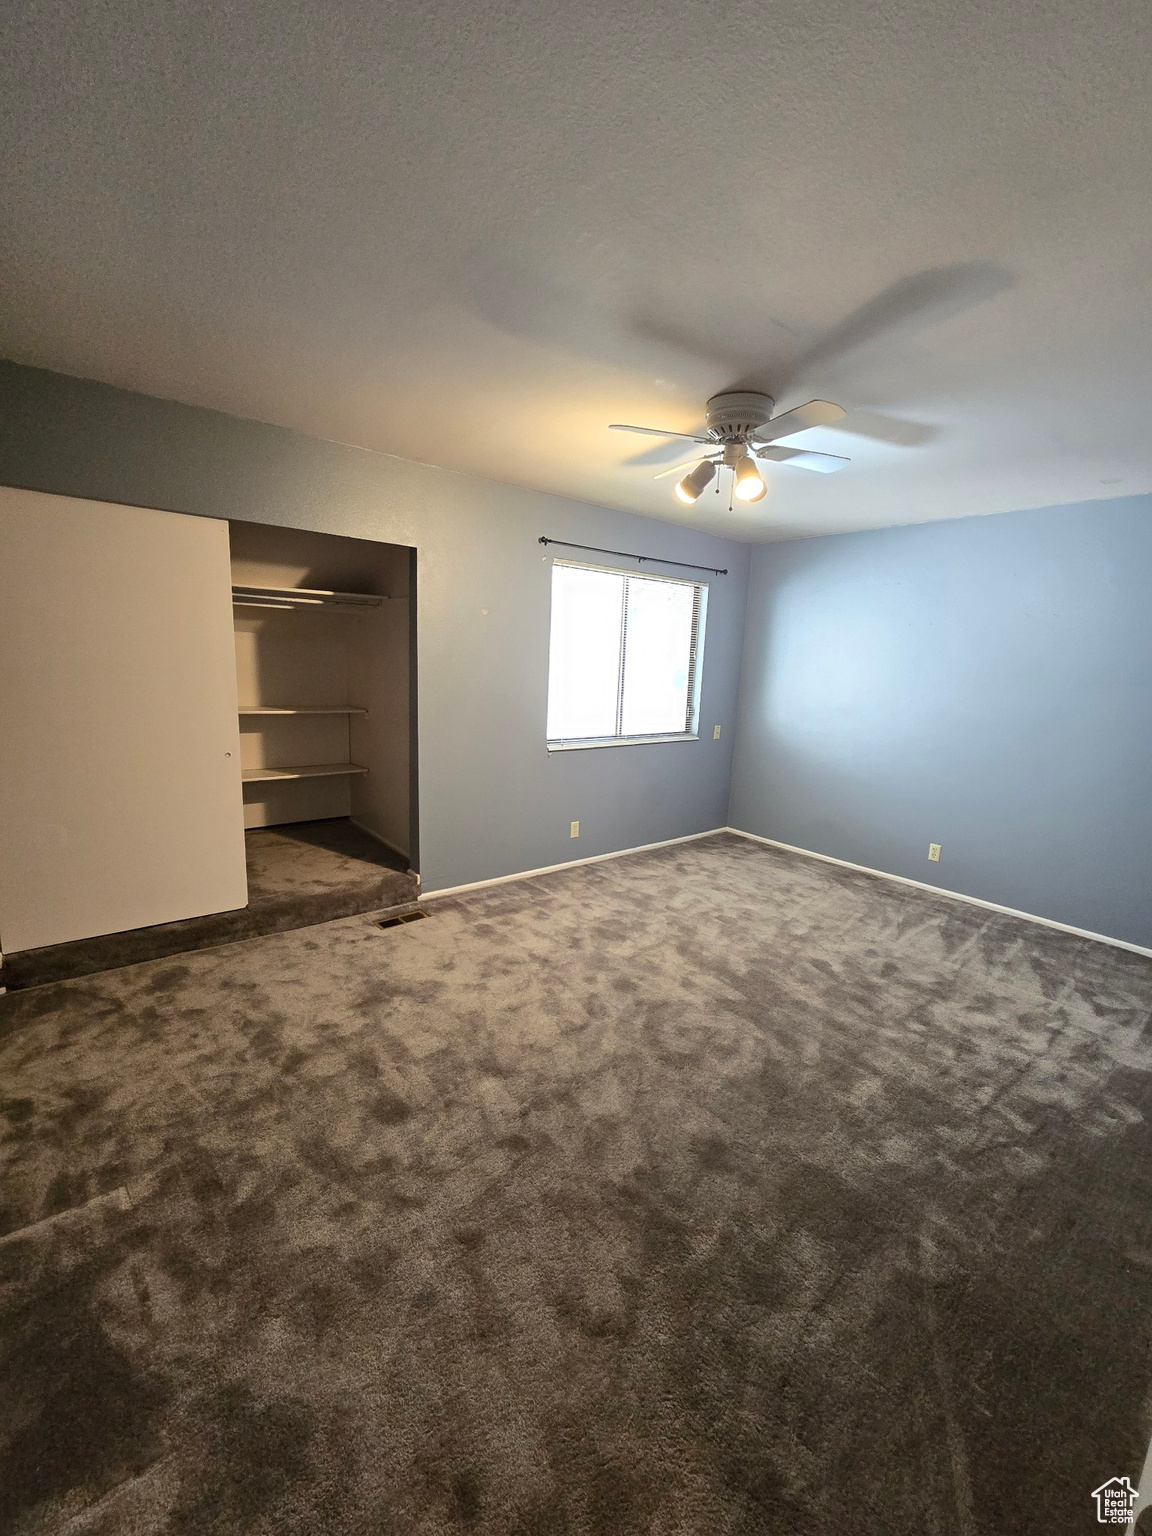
[229,520,412,860]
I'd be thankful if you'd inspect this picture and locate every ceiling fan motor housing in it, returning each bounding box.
[704,391,774,444]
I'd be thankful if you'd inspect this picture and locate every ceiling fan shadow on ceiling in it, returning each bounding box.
[609,391,848,507]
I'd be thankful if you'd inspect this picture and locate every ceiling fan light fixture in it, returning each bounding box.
[609,392,849,504]
[675,459,717,504]
[733,454,767,502]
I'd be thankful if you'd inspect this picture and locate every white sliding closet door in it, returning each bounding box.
[0,487,247,953]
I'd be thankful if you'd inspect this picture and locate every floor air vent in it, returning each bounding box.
[375,909,428,930]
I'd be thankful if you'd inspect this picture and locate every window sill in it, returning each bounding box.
[547,733,700,753]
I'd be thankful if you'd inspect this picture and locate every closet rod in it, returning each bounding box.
[538,537,727,577]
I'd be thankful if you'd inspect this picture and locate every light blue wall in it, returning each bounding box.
[729,495,1152,947]
[0,361,749,893]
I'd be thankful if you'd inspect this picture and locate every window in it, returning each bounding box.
[546,561,706,748]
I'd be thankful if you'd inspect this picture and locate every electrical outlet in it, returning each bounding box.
[928,843,941,862]
[713,724,722,739]
[570,820,580,839]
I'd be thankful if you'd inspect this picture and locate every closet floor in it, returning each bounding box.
[244,818,412,908]
[1,819,417,990]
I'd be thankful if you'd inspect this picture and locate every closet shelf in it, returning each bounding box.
[239,706,368,716]
[232,583,386,611]
[241,763,370,783]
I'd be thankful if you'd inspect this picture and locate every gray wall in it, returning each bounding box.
[729,494,1152,947]
[0,361,749,893]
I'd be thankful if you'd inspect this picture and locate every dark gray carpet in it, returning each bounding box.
[2,819,417,989]
[1,831,1151,1534]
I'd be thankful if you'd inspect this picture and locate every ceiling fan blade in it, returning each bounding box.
[609,423,714,445]
[756,445,850,474]
[751,399,846,445]
[652,454,721,481]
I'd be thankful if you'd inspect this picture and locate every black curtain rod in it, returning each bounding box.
[538,537,726,576]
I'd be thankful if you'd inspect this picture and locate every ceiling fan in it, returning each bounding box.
[610,390,849,504]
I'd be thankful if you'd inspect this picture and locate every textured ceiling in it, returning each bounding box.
[2,0,1151,540]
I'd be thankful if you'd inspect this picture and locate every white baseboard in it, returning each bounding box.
[419,828,725,901]
[348,818,418,883]
[725,827,1152,960]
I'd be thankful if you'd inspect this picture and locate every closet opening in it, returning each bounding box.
[230,518,419,925]
[0,501,422,991]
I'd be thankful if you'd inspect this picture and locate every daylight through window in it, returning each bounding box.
[546,561,706,747]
